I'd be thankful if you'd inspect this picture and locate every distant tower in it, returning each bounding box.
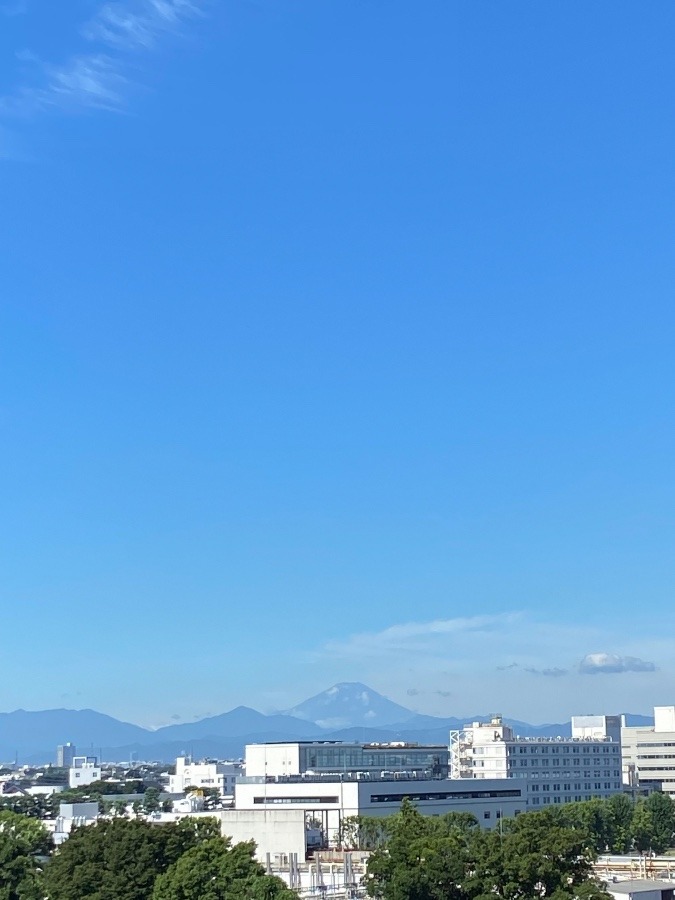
[57,742,76,768]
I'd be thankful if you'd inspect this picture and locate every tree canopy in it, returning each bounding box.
[0,810,50,900]
[152,837,296,900]
[43,816,221,900]
[365,800,611,900]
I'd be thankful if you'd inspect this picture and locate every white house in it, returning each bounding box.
[69,757,101,789]
[168,756,243,796]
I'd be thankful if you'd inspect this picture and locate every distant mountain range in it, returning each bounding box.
[0,682,655,764]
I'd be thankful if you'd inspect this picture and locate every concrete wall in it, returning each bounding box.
[245,744,301,778]
[220,809,307,861]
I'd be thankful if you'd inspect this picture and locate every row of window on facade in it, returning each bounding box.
[507,745,618,755]
[529,781,620,791]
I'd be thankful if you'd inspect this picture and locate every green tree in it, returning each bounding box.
[644,792,675,853]
[605,794,635,854]
[43,816,221,900]
[366,800,476,900]
[143,788,161,814]
[152,838,296,900]
[469,811,610,900]
[0,811,50,900]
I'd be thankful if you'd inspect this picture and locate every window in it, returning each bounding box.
[531,798,540,806]
[543,797,551,804]
[530,785,539,792]
[542,784,550,791]
[554,797,561,804]
[483,811,491,819]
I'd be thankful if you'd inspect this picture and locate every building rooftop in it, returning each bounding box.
[608,880,675,894]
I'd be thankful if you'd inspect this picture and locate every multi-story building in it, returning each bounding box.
[69,756,101,788]
[57,743,76,768]
[450,714,623,809]
[235,741,522,851]
[244,741,449,780]
[622,706,675,798]
[168,756,243,797]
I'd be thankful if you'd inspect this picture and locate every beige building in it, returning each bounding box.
[622,706,675,798]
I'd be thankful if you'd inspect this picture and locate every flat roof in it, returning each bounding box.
[246,741,448,749]
[609,880,674,893]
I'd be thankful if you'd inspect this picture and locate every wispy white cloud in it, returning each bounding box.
[83,0,202,51]
[321,612,522,660]
[1,55,127,116]
[0,0,204,118]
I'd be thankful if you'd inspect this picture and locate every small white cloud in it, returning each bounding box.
[579,653,656,675]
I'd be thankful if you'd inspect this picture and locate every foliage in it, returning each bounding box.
[0,811,50,900]
[43,816,221,900]
[152,837,296,900]
[365,800,610,900]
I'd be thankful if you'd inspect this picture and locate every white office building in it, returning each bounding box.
[68,757,101,788]
[622,706,675,798]
[169,756,243,797]
[230,740,523,858]
[450,714,623,808]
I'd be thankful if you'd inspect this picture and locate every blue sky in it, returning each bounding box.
[1,0,675,728]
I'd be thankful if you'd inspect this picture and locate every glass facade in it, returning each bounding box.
[298,744,449,778]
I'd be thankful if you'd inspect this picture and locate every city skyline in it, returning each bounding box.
[2,1,675,727]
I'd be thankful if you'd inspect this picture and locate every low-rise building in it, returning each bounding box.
[168,756,242,796]
[69,757,101,788]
